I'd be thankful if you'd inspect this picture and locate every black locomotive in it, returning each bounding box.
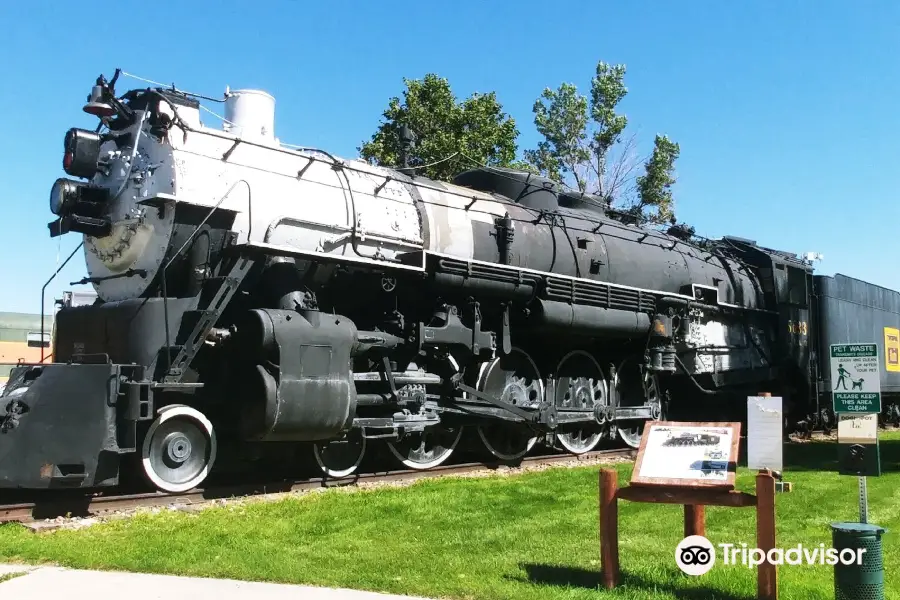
[1,71,898,493]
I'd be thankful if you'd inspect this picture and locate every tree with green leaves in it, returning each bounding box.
[358,74,524,182]
[631,134,680,224]
[524,61,681,225]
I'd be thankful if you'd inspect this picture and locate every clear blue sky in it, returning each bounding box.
[1,1,898,315]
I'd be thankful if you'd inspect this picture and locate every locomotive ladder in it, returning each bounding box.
[161,254,253,383]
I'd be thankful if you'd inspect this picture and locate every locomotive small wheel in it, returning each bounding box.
[313,429,367,478]
[475,347,542,461]
[553,350,607,455]
[141,406,217,493]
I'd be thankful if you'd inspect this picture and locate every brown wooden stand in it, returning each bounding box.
[599,468,778,599]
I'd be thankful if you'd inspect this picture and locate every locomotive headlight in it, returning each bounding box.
[63,128,102,179]
[50,178,80,216]
[49,178,111,216]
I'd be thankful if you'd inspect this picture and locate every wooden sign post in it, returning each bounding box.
[599,421,778,600]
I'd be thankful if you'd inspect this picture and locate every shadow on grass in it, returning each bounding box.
[780,436,900,472]
[514,564,748,600]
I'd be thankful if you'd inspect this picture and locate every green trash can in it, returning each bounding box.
[830,522,886,600]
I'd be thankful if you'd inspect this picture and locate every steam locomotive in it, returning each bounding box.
[2,69,897,493]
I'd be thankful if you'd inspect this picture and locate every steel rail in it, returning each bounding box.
[0,447,636,525]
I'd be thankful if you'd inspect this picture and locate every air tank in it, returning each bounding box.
[223,88,276,142]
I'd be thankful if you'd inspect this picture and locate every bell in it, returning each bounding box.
[83,102,116,117]
[83,84,115,117]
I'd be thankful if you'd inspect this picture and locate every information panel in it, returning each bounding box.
[631,421,741,489]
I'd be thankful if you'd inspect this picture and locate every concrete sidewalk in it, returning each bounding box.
[0,564,432,599]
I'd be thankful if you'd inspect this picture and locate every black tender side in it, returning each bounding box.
[816,273,900,394]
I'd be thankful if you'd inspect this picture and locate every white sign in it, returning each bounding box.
[637,425,734,482]
[747,396,783,471]
[830,343,881,413]
[837,413,879,445]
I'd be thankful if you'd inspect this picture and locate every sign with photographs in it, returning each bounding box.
[630,421,742,489]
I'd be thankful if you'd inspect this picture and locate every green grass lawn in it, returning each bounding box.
[0,433,898,600]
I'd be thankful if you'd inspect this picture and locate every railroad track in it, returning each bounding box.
[0,447,636,525]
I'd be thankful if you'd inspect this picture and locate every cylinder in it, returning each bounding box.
[831,522,886,600]
[224,89,276,142]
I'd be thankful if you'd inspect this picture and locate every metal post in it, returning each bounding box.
[858,476,868,524]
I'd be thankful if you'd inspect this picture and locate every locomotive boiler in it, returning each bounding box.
[0,69,822,492]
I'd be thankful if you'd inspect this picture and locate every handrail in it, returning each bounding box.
[40,242,84,362]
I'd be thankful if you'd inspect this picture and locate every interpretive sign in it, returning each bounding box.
[631,421,741,489]
[830,343,881,413]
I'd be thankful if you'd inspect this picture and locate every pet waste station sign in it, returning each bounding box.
[830,343,881,413]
